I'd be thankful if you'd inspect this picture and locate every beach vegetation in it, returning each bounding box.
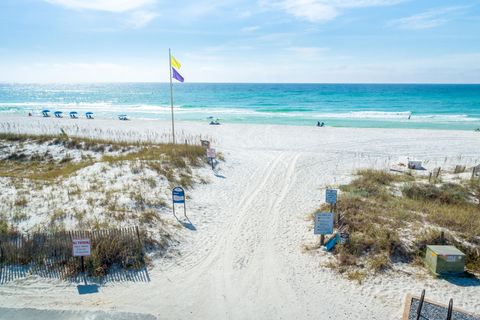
[0,219,9,234]
[12,210,28,223]
[346,270,367,284]
[315,169,480,280]
[0,131,215,278]
[14,196,28,207]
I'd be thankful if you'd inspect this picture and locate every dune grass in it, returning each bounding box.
[0,159,94,181]
[0,133,206,183]
[0,132,212,278]
[0,133,208,231]
[320,169,480,278]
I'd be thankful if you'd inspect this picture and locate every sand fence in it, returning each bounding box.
[0,227,146,284]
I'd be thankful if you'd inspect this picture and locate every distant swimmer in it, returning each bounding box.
[316,121,325,127]
[408,114,412,120]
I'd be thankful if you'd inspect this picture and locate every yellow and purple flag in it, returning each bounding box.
[172,67,184,82]
[170,54,184,82]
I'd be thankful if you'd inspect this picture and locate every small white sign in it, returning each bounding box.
[206,148,216,159]
[314,212,334,235]
[446,255,457,262]
[325,189,337,204]
[173,194,184,202]
[72,238,91,257]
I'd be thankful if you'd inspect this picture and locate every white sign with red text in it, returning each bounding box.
[206,148,216,159]
[72,238,91,257]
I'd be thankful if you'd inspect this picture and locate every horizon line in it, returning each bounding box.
[1,81,480,85]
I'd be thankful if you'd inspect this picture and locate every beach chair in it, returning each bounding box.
[54,111,63,118]
[42,109,50,117]
[118,114,128,121]
[69,111,78,119]
[85,112,94,119]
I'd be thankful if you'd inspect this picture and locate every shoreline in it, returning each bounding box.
[1,114,480,135]
[1,112,480,131]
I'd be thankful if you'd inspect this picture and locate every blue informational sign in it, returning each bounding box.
[314,212,334,235]
[172,187,185,204]
[325,189,337,204]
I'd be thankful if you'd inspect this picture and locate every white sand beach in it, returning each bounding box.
[0,116,479,319]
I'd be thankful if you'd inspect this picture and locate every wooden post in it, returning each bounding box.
[416,289,426,320]
[320,235,325,246]
[446,299,453,320]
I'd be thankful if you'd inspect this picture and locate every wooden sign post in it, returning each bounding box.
[472,165,480,180]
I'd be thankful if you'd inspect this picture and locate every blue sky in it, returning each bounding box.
[0,0,479,83]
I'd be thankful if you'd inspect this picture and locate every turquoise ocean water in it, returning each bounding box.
[0,83,479,130]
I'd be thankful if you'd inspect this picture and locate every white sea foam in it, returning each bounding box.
[0,103,479,123]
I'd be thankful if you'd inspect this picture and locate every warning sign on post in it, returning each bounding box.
[206,148,216,159]
[314,212,334,235]
[72,238,91,257]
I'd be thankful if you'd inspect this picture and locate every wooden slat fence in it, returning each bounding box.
[0,226,144,282]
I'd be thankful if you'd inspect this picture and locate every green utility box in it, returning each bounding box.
[425,245,465,275]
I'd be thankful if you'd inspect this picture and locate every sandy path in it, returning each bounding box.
[0,116,479,319]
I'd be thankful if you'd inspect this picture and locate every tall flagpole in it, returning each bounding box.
[169,48,176,144]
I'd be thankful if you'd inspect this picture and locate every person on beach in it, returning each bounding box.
[317,121,325,127]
